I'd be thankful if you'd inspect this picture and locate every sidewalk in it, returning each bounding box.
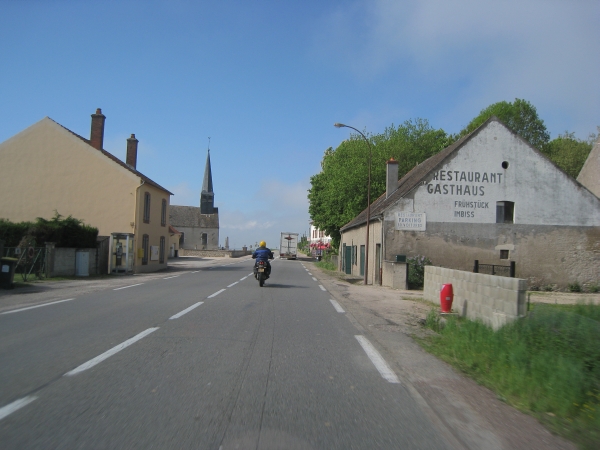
[307,261,577,450]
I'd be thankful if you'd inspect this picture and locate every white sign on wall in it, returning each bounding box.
[150,246,159,261]
[396,212,426,231]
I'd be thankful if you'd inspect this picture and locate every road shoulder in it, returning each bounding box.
[308,261,576,450]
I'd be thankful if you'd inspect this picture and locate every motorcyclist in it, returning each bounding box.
[252,241,274,277]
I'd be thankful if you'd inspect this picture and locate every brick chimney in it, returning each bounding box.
[386,158,399,198]
[90,108,106,150]
[126,134,139,169]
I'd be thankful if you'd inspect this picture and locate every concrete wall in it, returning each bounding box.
[383,222,599,290]
[423,266,527,329]
[382,261,407,290]
[178,249,251,258]
[48,248,98,277]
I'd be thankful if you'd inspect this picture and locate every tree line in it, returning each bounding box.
[309,99,598,249]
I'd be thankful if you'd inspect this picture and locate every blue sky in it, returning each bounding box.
[1,0,598,249]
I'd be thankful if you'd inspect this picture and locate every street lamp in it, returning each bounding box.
[334,122,372,285]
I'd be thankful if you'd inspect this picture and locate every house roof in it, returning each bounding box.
[50,117,173,195]
[340,116,531,232]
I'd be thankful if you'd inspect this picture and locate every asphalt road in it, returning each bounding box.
[0,258,452,449]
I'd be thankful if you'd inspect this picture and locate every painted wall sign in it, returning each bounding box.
[396,212,426,231]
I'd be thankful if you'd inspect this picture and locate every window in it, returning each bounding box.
[142,234,149,265]
[143,192,151,223]
[159,236,165,263]
[496,201,514,224]
[161,199,167,226]
[179,233,184,246]
[500,250,509,260]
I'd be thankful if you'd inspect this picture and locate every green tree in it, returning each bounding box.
[542,131,593,178]
[459,98,550,150]
[308,119,449,249]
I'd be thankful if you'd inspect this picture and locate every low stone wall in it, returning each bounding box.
[178,249,252,258]
[423,266,528,329]
[48,247,98,277]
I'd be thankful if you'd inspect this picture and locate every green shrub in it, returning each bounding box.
[407,255,432,289]
[568,282,582,293]
[588,283,599,293]
[0,212,98,249]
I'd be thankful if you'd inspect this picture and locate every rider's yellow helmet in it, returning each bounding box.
[259,241,266,247]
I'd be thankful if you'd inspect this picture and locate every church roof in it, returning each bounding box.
[202,150,213,193]
[169,205,219,228]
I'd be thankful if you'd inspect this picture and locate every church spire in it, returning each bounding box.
[200,140,215,214]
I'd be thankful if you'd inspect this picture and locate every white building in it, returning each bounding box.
[339,117,600,289]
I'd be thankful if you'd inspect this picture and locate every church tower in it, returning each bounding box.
[200,150,215,214]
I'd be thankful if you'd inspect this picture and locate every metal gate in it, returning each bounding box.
[2,247,47,282]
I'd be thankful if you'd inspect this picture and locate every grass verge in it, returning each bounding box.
[314,260,337,271]
[417,302,600,449]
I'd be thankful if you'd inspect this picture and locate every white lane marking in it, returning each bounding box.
[312,277,317,281]
[64,328,159,376]
[208,289,226,299]
[163,275,180,280]
[308,272,312,275]
[355,335,400,384]
[1,298,76,315]
[240,276,248,281]
[191,270,200,273]
[227,282,239,287]
[0,396,38,421]
[170,302,204,319]
[114,283,143,291]
[319,285,326,291]
[329,299,345,313]
[248,273,253,276]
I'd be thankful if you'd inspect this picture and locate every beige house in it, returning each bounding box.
[0,109,173,273]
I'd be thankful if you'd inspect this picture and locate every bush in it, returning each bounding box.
[407,255,432,289]
[0,212,98,248]
[568,282,582,293]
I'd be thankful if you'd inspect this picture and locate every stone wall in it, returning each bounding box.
[423,266,527,329]
[178,248,251,258]
[384,222,599,290]
[47,247,98,277]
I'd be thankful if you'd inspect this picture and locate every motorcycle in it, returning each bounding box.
[254,260,269,287]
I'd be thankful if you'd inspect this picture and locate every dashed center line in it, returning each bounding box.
[163,275,180,280]
[64,327,160,376]
[312,277,317,281]
[0,396,38,421]
[114,283,143,291]
[1,298,76,314]
[319,285,327,291]
[208,289,226,298]
[170,302,204,319]
[227,281,239,287]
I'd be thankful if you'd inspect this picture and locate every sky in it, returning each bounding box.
[1,0,598,249]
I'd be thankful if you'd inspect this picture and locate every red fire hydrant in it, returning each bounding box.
[440,284,453,313]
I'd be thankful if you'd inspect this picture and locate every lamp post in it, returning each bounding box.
[334,123,372,285]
